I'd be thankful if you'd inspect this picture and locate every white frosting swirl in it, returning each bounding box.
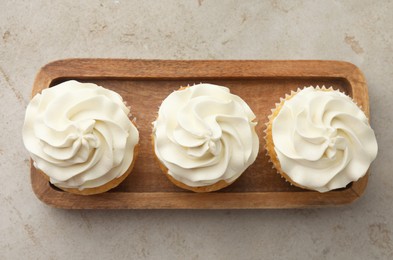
[23,80,139,190]
[272,87,378,192]
[153,83,259,187]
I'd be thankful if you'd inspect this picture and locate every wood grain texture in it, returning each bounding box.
[30,59,370,209]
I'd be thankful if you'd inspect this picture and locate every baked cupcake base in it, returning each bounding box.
[152,83,259,193]
[265,84,379,193]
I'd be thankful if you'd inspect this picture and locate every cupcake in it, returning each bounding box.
[152,83,259,192]
[265,86,378,192]
[23,80,139,195]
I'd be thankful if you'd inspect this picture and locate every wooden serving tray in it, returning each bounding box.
[30,59,370,209]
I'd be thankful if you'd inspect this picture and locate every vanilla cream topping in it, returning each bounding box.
[153,83,259,187]
[272,87,378,192]
[23,80,139,190]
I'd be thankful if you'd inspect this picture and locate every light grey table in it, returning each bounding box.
[1,1,392,259]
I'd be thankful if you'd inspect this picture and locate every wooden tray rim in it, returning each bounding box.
[30,59,369,209]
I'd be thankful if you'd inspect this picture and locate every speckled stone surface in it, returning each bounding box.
[1,1,392,259]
